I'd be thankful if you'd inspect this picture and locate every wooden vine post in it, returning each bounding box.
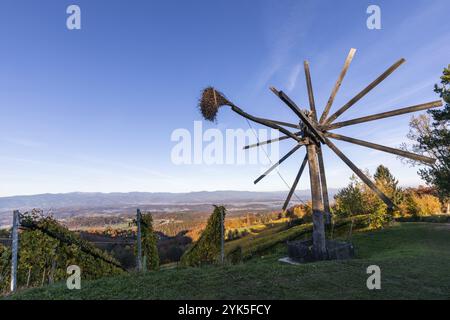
[220,208,224,264]
[10,210,20,292]
[198,48,443,260]
[136,208,143,272]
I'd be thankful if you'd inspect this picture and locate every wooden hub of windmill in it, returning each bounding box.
[198,48,443,261]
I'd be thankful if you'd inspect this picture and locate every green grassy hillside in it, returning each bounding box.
[7,223,450,300]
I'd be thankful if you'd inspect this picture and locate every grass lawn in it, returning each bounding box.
[7,222,450,300]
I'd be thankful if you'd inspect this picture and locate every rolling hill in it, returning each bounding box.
[8,223,450,300]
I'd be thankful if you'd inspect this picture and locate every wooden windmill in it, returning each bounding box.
[199,48,443,259]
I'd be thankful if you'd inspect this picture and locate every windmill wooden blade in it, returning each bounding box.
[283,155,308,211]
[322,136,395,209]
[325,132,436,165]
[230,105,302,142]
[254,144,303,184]
[270,87,326,143]
[323,100,443,130]
[324,58,406,125]
[265,119,301,129]
[243,132,304,149]
[304,61,318,119]
[319,48,357,124]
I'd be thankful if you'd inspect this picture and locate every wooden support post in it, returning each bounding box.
[10,210,20,292]
[41,268,46,287]
[26,267,32,287]
[302,61,331,226]
[142,255,147,273]
[317,146,331,224]
[136,209,142,272]
[306,144,327,260]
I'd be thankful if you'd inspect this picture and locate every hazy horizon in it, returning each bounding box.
[0,182,428,199]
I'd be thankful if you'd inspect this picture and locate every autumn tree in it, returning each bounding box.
[404,191,442,217]
[402,65,450,210]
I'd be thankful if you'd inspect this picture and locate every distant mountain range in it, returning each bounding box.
[0,190,338,227]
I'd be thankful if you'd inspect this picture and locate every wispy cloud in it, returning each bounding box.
[251,1,317,94]
[286,64,302,92]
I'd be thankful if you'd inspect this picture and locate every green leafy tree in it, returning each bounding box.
[374,165,399,195]
[334,169,395,228]
[402,65,450,204]
[180,206,225,267]
[333,175,365,217]
[374,165,404,211]
[140,213,159,271]
[430,65,450,121]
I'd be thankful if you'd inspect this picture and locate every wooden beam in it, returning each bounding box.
[319,48,357,123]
[230,105,303,142]
[325,132,436,165]
[323,100,443,130]
[220,208,224,264]
[10,210,20,292]
[270,87,326,143]
[265,119,301,129]
[304,61,317,119]
[282,155,308,211]
[307,144,327,259]
[317,146,331,222]
[303,61,331,224]
[136,209,142,272]
[243,132,304,149]
[254,144,303,184]
[323,136,395,209]
[324,58,406,125]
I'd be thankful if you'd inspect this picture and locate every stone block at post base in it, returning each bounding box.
[287,239,354,262]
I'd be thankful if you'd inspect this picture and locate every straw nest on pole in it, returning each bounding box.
[199,87,234,122]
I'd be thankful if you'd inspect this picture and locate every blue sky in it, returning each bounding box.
[0,0,449,197]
